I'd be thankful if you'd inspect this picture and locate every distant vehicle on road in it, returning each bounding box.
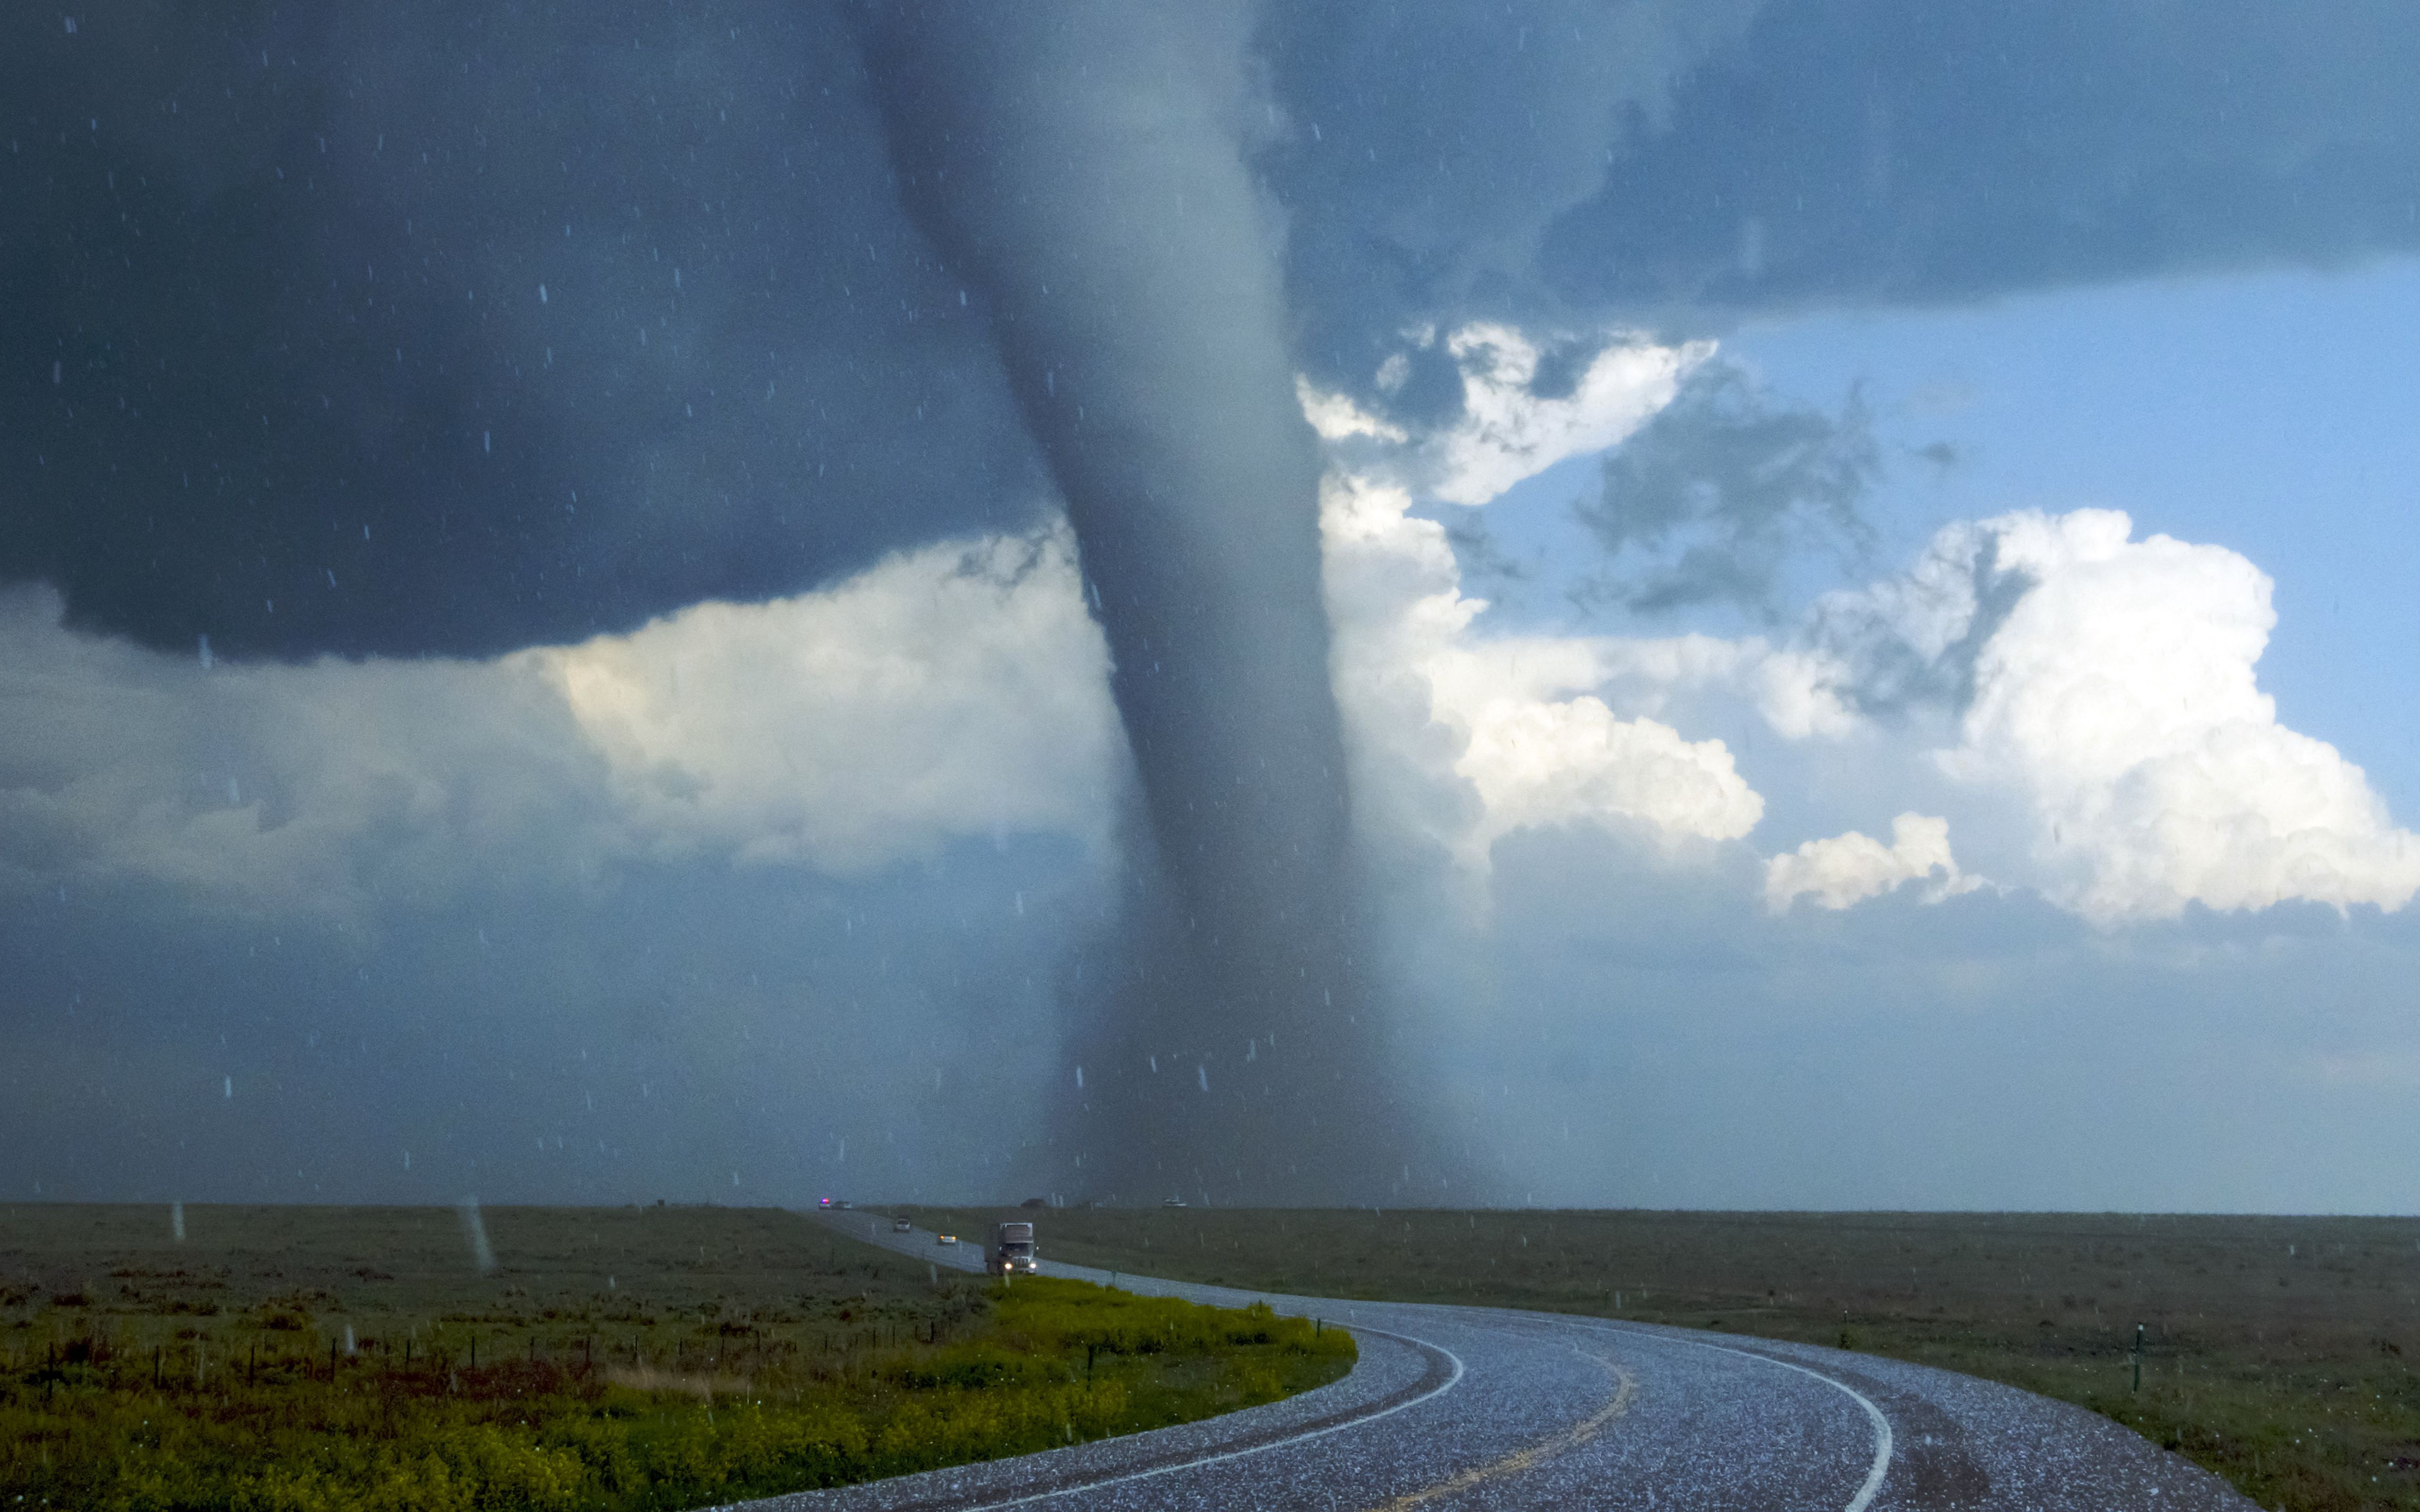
[936,1232,958,1246]
[988,1220,1037,1276]
[818,1198,854,1210]
[892,1217,912,1233]
[1162,1197,1187,1208]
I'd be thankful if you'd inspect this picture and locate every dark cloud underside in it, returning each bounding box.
[1,1,1044,659]
[1269,2,2420,418]
[1551,2,2420,321]
[12,2,2417,654]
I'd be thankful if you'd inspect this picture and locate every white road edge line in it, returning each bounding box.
[828,1220,1891,1509]
[953,1326,1467,1509]
[1579,1320,1893,1512]
[1041,1258,1893,1512]
[812,1217,1470,1510]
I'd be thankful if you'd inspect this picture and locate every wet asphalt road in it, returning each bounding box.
[727,1213,2254,1511]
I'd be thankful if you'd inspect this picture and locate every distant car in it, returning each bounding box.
[818,1198,832,1209]
[1162,1197,1187,1209]
[892,1217,912,1233]
[936,1233,958,1246]
[835,1200,854,1210]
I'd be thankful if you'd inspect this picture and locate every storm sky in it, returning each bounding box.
[7,1,2420,1210]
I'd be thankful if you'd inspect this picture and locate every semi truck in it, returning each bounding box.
[987,1220,1037,1276]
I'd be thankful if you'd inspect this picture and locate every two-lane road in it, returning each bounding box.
[737,1213,2250,1511]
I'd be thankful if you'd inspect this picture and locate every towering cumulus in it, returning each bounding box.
[858,3,1445,1203]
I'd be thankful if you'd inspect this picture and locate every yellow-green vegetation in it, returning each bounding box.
[911,1204,2420,1512]
[0,1204,1352,1511]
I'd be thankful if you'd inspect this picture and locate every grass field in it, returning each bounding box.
[0,1203,1352,1511]
[905,1204,2420,1512]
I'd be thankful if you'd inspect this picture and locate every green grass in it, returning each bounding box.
[908,1204,2420,1512]
[0,1204,1352,1510]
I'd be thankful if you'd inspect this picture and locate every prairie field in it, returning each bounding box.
[907,1204,2420,1512]
[0,1203,1351,1511]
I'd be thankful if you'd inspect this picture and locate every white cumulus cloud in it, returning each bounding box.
[1765,813,1976,912]
[1458,695,1761,854]
[1313,344,2419,931]
[1798,509,2420,922]
[1302,324,1708,507]
[0,530,1120,913]
[545,529,1118,873]
[1425,326,1712,506]
[1313,339,1762,877]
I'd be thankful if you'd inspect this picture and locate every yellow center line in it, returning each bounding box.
[1362,1347,1639,1510]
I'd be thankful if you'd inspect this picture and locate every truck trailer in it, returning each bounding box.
[987,1220,1037,1276]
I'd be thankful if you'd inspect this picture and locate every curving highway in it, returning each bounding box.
[739,1214,2253,1511]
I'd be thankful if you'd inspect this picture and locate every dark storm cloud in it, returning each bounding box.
[1,1,1044,659]
[12,2,2417,655]
[1270,1,2420,418]
[856,2,1454,1204]
[1573,361,1879,614]
[1258,0,1761,411]
[1552,1,2420,320]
